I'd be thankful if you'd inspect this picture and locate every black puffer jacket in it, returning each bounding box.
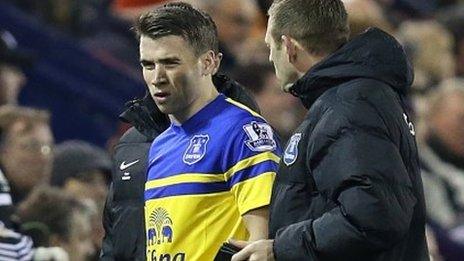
[269,28,428,260]
[100,74,259,261]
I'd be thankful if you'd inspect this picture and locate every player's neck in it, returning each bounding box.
[170,81,219,125]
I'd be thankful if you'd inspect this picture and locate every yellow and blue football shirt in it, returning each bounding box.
[144,94,281,261]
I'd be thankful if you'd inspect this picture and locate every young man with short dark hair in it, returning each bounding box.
[134,2,281,260]
[232,0,428,260]
[100,5,265,259]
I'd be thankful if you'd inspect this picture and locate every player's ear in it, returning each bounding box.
[200,50,217,76]
[212,52,223,75]
[282,35,297,64]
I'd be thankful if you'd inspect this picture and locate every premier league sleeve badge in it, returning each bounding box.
[243,121,277,152]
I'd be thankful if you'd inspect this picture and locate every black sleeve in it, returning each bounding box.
[273,125,417,260]
[100,182,115,260]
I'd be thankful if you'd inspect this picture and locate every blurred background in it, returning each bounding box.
[1,0,464,260]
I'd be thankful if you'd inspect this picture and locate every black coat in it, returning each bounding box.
[100,74,259,260]
[269,28,428,260]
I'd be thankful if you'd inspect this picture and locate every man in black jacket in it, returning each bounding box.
[100,73,260,260]
[231,0,428,260]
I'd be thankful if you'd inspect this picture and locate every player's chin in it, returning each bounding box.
[155,103,172,114]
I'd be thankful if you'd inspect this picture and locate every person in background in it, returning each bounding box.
[437,5,464,77]
[397,20,455,95]
[418,78,464,260]
[343,0,393,39]
[191,0,258,71]
[16,186,94,261]
[232,63,305,143]
[0,222,34,260]
[50,140,112,260]
[0,30,30,106]
[0,105,53,229]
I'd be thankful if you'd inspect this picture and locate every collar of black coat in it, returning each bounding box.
[289,27,414,110]
[212,74,261,113]
[119,94,169,140]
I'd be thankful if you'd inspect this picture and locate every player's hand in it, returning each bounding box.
[230,239,275,261]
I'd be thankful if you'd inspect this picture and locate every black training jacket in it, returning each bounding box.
[100,74,259,260]
[269,28,428,261]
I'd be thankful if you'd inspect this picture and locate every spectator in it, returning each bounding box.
[0,30,30,106]
[192,0,259,71]
[343,0,394,38]
[51,140,111,206]
[397,20,455,94]
[232,63,305,143]
[51,140,111,260]
[419,78,464,227]
[437,5,464,77]
[0,223,34,260]
[419,78,464,260]
[16,186,94,261]
[0,106,53,206]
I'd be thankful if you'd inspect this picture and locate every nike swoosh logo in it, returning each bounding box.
[120,160,140,170]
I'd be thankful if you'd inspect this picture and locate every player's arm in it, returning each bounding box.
[242,207,269,241]
[224,117,281,241]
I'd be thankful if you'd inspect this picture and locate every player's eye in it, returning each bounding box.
[141,61,156,70]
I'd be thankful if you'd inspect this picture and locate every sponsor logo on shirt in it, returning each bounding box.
[147,208,185,260]
[147,208,174,245]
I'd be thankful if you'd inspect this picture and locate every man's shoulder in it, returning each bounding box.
[334,78,394,102]
[213,98,268,134]
[315,78,396,114]
[308,79,399,138]
[221,97,264,122]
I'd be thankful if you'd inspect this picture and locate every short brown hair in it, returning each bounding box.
[268,0,350,54]
[0,105,50,144]
[134,2,219,56]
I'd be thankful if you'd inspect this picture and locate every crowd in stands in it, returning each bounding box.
[1,0,464,260]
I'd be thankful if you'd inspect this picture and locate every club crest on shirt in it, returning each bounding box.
[183,134,209,165]
[283,133,301,166]
[243,121,276,152]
